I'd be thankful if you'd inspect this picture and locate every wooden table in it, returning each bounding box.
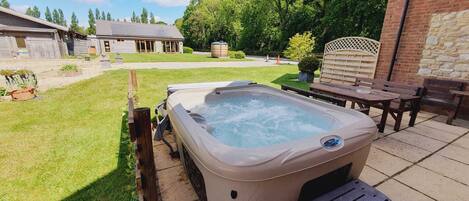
[449,90,469,124]
[310,83,400,132]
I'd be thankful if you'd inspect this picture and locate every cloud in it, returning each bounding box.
[144,0,189,7]
[11,5,29,13]
[75,0,108,4]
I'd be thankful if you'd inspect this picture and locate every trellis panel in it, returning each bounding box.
[320,37,381,85]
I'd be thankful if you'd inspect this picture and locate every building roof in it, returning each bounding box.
[96,20,184,40]
[0,6,68,31]
[0,24,58,33]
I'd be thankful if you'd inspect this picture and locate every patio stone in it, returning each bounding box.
[453,134,469,149]
[421,120,469,135]
[437,144,469,164]
[366,146,412,176]
[406,125,460,143]
[376,179,434,201]
[419,154,469,185]
[432,115,469,129]
[154,143,181,171]
[389,130,447,152]
[157,165,198,201]
[395,165,469,201]
[373,137,431,162]
[153,131,176,146]
[359,165,388,186]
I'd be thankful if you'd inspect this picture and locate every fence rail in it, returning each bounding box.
[127,70,159,201]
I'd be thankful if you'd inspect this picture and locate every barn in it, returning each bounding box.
[95,20,184,54]
[0,6,69,59]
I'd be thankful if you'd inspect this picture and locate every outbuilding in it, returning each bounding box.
[95,20,184,54]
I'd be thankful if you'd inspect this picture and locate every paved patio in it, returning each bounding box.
[153,109,469,201]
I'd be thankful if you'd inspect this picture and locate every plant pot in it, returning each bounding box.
[11,88,36,101]
[298,71,314,83]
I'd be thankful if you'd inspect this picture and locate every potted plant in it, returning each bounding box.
[0,69,37,101]
[60,64,81,77]
[298,56,321,83]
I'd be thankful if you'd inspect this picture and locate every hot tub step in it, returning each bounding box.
[312,179,390,201]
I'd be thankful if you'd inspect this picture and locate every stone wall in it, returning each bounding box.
[418,10,469,80]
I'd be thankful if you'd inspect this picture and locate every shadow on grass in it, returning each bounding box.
[271,73,309,90]
[63,111,137,201]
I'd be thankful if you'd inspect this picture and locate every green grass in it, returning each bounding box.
[109,53,252,63]
[0,65,309,201]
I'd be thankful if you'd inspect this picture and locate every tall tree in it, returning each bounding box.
[32,6,40,18]
[25,7,34,16]
[106,12,111,21]
[70,12,79,32]
[100,11,105,21]
[87,9,96,35]
[0,0,9,8]
[95,8,100,20]
[141,8,148,24]
[150,12,156,24]
[58,9,66,26]
[52,9,60,25]
[45,7,52,22]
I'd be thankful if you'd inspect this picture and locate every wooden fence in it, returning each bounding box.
[127,70,160,201]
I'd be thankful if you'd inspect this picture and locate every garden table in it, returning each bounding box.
[310,83,400,132]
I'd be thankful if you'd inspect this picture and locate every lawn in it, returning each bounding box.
[109,53,252,63]
[0,65,307,201]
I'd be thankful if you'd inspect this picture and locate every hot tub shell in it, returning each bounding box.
[166,84,377,201]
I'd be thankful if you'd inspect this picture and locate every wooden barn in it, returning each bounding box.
[0,7,69,59]
[95,20,184,54]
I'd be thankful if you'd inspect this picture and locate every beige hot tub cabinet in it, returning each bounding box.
[166,84,377,201]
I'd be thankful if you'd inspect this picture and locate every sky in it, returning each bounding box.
[8,0,189,26]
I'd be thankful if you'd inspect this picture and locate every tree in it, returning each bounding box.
[131,11,140,23]
[95,8,100,20]
[0,0,9,8]
[156,21,167,25]
[70,12,79,32]
[101,11,105,21]
[87,9,96,35]
[174,18,183,30]
[32,6,40,18]
[25,7,34,16]
[45,7,52,22]
[283,32,315,61]
[150,12,156,24]
[58,9,66,26]
[141,8,148,24]
[106,12,111,21]
[52,9,60,25]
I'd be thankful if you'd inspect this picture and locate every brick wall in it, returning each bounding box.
[376,0,469,119]
[376,0,469,84]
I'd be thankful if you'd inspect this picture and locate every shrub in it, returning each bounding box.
[283,32,315,61]
[0,87,6,96]
[298,56,321,73]
[61,64,79,72]
[0,69,37,89]
[229,51,246,59]
[183,47,194,54]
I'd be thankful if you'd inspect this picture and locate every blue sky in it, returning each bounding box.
[8,0,188,26]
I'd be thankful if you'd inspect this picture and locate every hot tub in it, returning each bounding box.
[166,84,377,201]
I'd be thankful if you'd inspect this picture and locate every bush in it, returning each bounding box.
[229,51,246,59]
[283,32,315,61]
[61,64,79,72]
[0,87,6,96]
[183,47,194,54]
[298,56,321,73]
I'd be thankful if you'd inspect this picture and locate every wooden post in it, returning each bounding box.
[133,107,159,201]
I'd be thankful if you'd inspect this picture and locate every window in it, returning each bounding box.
[15,36,26,48]
[117,39,124,42]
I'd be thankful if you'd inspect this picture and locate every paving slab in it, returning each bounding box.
[359,165,389,186]
[432,115,469,129]
[154,131,176,146]
[153,142,181,171]
[420,120,469,135]
[373,137,431,162]
[376,179,434,201]
[437,144,469,164]
[366,146,412,176]
[157,165,198,201]
[419,154,469,185]
[406,125,460,143]
[453,134,469,149]
[395,165,469,201]
[389,130,447,152]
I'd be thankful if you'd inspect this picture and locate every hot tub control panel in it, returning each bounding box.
[320,135,344,151]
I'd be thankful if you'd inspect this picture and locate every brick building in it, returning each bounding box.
[376,0,469,117]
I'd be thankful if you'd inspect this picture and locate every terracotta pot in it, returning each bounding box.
[11,88,36,101]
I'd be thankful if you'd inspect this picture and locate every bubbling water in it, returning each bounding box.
[190,93,337,148]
